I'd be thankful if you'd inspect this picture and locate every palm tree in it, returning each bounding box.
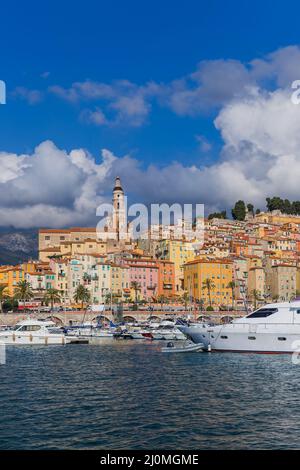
[74,285,91,310]
[14,280,33,308]
[0,284,9,313]
[131,281,141,307]
[104,292,120,308]
[157,294,167,311]
[43,288,61,310]
[251,289,261,309]
[227,281,236,310]
[202,278,215,308]
[181,291,190,311]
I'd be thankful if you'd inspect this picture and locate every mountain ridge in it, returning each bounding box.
[0,228,38,265]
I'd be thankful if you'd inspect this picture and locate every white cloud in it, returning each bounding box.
[195,134,212,153]
[0,152,29,183]
[5,45,300,226]
[49,80,156,126]
[12,87,43,105]
[79,108,108,126]
[0,141,119,228]
[2,87,300,229]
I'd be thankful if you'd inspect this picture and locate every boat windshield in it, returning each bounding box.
[12,325,21,331]
[246,308,278,318]
[12,324,42,331]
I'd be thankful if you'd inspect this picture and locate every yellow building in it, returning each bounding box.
[0,265,24,296]
[248,267,265,300]
[38,227,97,252]
[60,239,107,257]
[156,239,195,295]
[183,259,233,308]
[254,211,300,225]
[110,264,130,300]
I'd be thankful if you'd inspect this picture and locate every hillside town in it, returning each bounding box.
[0,177,300,313]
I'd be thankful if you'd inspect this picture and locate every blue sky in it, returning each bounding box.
[0,0,296,162]
[1,0,300,227]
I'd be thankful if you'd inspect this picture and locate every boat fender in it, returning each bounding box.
[207,344,212,352]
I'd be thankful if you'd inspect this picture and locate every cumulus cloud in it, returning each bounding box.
[164,45,300,116]
[5,45,300,226]
[2,87,300,229]
[113,88,300,213]
[49,79,158,126]
[14,45,300,122]
[165,60,255,115]
[0,141,119,228]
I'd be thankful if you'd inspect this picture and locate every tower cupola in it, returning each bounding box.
[113,176,123,193]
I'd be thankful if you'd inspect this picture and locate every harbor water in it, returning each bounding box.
[1,342,300,449]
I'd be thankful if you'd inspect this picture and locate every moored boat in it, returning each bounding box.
[178,301,300,353]
[0,319,72,345]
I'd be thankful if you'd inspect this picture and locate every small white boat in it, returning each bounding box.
[67,327,114,338]
[161,341,204,353]
[149,322,186,341]
[0,319,72,345]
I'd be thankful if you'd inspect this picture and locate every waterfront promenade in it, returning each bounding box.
[0,309,244,326]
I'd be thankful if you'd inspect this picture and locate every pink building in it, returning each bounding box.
[127,258,158,300]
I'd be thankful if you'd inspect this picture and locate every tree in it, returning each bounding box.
[74,285,91,309]
[266,196,300,215]
[14,280,33,307]
[255,208,261,215]
[2,299,18,313]
[247,203,254,215]
[157,295,167,311]
[0,284,9,313]
[208,210,227,220]
[266,196,285,212]
[198,298,204,311]
[43,288,61,310]
[232,200,246,221]
[181,291,190,310]
[104,292,120,306]
[130,281,141,307]
[292,201,300,215]
[227,281,236,310]
[202,278,215,308]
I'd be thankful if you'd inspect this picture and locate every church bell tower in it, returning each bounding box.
[112,176,126,240]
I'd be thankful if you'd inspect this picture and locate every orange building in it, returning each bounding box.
[156,260,175,298]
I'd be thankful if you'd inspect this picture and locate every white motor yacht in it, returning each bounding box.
[0,319,72,345]
[178,301,300,353]
[150,324,186,341]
